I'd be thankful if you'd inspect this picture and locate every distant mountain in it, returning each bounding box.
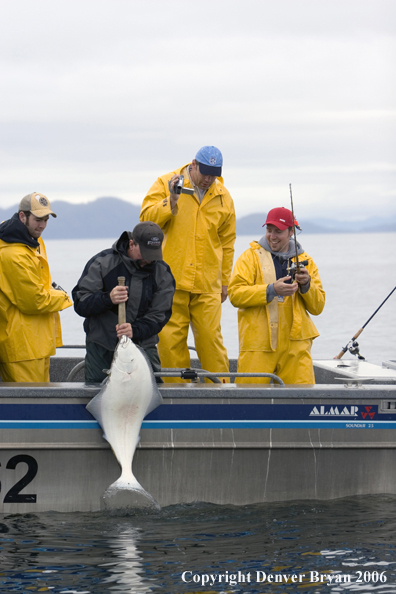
[0,198,141,239]
[236,214,338,236]
[1,198,394,239]
[236,212,396,235]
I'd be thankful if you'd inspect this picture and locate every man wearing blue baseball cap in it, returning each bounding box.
[140,146,236,381]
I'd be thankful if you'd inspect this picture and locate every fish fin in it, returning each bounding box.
[145,375,163,415]
[86,392,105,427]
[136,345,163,414]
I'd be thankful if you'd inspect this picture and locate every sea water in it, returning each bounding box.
[1,497,396,592]
[1,233,395,593]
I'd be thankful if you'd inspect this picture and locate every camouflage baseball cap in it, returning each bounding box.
[18,192,57,218]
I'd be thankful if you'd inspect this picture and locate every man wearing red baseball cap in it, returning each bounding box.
[228,207,325,384]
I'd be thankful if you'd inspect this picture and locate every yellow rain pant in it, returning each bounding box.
[237,296,315,385]
[0,357,50,383]
[158,289,229,383]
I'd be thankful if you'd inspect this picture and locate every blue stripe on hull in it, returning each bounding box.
[0,420,394,430]
[0,403,393,430]
[0,421,100,429]
[142,420,396,430]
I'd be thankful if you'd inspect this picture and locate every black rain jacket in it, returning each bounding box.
[72,231,175,351]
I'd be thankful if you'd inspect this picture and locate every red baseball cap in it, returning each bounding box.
[264,207,299,230]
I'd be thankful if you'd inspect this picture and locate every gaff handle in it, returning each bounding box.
[117,276,126,325]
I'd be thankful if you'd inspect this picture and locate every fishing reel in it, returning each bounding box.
[286,259,308,280]
[343,339,365,360]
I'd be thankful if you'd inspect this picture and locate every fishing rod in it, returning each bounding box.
[285,184,308,279]
[289,183,301,275]
[334,285,396,360]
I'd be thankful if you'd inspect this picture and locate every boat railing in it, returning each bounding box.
[60,346,283,385]
[157,370,284,385]
[65,362,284,385]
[59,345,199,351]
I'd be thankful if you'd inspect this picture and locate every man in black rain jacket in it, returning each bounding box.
[72,222,175,383]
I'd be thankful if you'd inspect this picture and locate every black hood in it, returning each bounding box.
[0,213,39,248]
[112,230,132,256]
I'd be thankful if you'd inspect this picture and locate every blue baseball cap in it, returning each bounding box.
[195,146,223,176]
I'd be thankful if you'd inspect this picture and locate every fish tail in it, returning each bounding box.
[108,474,142,492]
[102,476,160,511]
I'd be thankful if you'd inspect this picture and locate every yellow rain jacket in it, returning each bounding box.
[0,235,72,363]
[140,164,236,293]
[228,241,325,353]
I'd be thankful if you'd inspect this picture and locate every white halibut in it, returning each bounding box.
[86,335,162,510]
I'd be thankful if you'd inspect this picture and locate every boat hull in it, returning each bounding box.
[1,380,396,512]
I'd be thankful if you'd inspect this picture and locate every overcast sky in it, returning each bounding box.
[0,0,395,220]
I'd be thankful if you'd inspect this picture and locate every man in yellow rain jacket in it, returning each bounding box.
[228,207,325,384]
[140,146,236,379]
[0,193,72,382]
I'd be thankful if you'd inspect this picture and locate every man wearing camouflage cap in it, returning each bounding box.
[0,192,72,382]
